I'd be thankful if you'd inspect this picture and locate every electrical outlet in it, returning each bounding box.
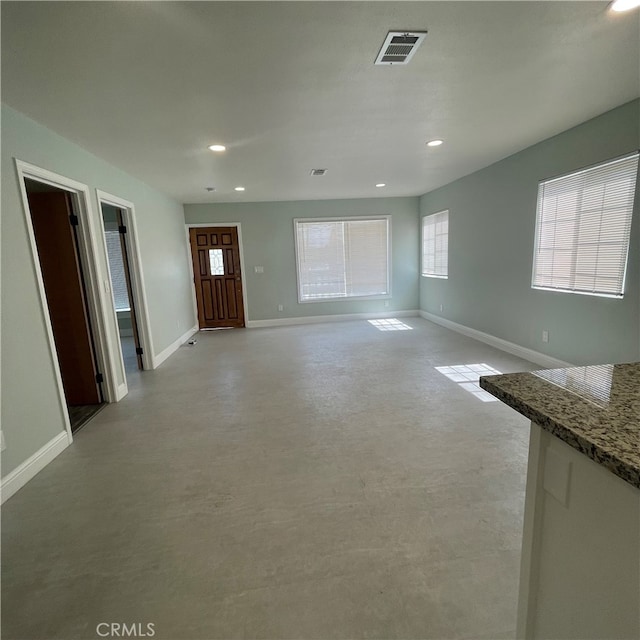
[542,330,549,343]
[254,266,264,274]
[278,304,283,312]
[384,300,390,308]
[439,304,444,312]
[1,430,6,452]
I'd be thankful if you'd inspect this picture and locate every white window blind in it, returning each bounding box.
[104,229,130,311]
[532,153,638,298]
[295,217,390,302]
[422,210,448,278]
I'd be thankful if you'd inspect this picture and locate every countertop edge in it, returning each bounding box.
[479,377,640,490]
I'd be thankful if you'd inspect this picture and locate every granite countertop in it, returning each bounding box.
[480,362,640,489]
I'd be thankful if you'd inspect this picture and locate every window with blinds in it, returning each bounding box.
[294,217,390,302]
[422,210,448,278]
[532,153,638,298]
[104,229,131,311]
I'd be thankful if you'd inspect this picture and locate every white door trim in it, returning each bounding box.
[184,223,250,327]
[15,159,122,413]
[96,190,154,371]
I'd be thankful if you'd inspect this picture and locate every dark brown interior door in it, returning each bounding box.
[189,227,245,329]
[28,191,102,405]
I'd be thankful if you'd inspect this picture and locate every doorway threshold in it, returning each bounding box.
[68,403,106,433]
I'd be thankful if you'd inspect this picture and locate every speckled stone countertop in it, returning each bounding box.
[480,362,640,489]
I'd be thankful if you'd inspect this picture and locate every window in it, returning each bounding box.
[104,230,130,311]
[532,153,638,298]
[209,249,224,275]
[422,210,448,278]
[294,217,390,302]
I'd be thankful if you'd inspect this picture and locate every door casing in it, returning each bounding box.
[97,190,154,372]
[15,160,127,445]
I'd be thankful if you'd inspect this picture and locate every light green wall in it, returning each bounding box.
[1,105,195,478]
[420,100,640,366]
[184,198,420,321]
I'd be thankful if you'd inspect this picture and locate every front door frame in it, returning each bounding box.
[97,190,154,371]
[15,160,123,444]
[184,223,250,328]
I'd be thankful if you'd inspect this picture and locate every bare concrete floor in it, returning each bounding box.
[2,318,535,640]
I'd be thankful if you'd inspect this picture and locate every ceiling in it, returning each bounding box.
[2,1,638,204]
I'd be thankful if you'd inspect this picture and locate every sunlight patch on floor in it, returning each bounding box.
[435,363,501,402]
[368,318,413,331]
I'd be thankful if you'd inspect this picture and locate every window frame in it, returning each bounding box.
[421,209,449,279]
[293,215,392,304]
[530,152,638,299]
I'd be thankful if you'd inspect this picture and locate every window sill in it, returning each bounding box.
[298,294,392,304]
[531,286,623,299]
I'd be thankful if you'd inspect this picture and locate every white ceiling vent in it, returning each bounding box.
[374,31,427,65]
[310,168,327,176]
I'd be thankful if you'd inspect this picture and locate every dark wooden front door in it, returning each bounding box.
[27,190,103,407]
[189,227,245,329]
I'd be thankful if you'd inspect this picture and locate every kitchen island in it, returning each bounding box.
[480,363,639,640]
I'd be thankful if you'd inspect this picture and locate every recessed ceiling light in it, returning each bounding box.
[427,139,444,147]
[208,144,226,152]
[610,0,640,10]
[376,183,386,188]
[234,186,245,192]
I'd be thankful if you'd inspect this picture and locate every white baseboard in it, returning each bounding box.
[1,431,70,504]
[419,311,572,369]
[246,310,419,329]
[151,324,199,369]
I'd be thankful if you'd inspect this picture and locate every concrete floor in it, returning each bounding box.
[2,318,535,640]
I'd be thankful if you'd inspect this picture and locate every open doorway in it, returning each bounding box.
[97,190,152,376]
[23,179,105,432]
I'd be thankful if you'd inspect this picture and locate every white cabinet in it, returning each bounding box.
[518,422,640,639]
